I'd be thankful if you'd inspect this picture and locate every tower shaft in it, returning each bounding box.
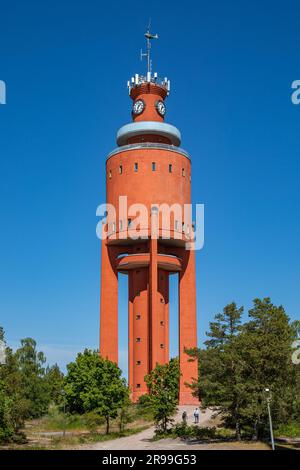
[100,73,198,405]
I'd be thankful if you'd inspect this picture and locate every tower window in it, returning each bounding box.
[119,165,123,174]
[136,360,141,365]
[152,162,156,171]
[136,314,141,320]
[175,220,179,230]
[119,220,123,230]
[169,164,172,173]
[160,298,164,303]
[128,218,132,227]
[160,320,164,326]
[160,344,164,349]
[134,162,138,172]
[136,337,141,342]
[182,168,185,177]
[136,383,141,388]
[108,170,112,179]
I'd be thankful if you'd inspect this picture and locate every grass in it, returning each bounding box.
[2,404,153,450]
[275,422,300,438]
[7,425,150,450]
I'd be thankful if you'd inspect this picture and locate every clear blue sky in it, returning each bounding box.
[0,0,299,376]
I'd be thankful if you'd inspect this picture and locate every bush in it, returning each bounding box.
[83,411,105,434]
[275,422,300,438]
[172,423,217,440]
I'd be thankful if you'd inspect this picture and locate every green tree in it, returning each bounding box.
[189,299,299,440]
[44,364,64,405]
[145,358,180,433]
[15,338,49,418]
[237,298,297,439]
[64,350,129,434]
[189,303,245,439]
[0,330,29,443]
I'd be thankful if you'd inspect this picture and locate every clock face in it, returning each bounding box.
[133,99,145,115]
[156,100,166,117]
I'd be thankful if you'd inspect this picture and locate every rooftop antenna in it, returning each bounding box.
[140,19,158,76]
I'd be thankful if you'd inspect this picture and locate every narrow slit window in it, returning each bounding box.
[136,337,141,342]
[169,164,172,173]
[182,168,185,177]
[134,162,138,172]
[152,162,156,171]
[119,220,123,230]
[119,165,123,174]
[108,170,112,179]
[136,361,141,365]
[160,343,164,349]
[160,320,164,326]
[136,314,141,320]
[128,218,132,227]
[136,383,141,388]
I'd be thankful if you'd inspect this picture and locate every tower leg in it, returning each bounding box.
[179,250,199,405]
[129,267,149,402]
[149,236,159,369]
[99,241,118,364]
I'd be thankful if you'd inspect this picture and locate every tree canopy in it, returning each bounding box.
[64,350,129,433]
[189,298,300,439]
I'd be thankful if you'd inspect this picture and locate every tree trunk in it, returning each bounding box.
[235,421,241,441]
[234,405,241,440]
[252,421,258,441]
[106,417,110,434]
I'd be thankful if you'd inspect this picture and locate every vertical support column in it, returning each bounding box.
[149,207,158,369]
[179,250,199,405]
[158,269,169,364]
[128,273,134,397]
[164,272,170,364]
[99,240,118,364]
[131,267,149,402]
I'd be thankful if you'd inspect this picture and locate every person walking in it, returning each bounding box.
[194,407,200,424]
[182,410,188,425]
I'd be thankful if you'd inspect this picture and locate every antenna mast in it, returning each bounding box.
[140,19,158,76]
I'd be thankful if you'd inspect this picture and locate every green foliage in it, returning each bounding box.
[136,394,155,421]
[275,422,300,438]
[189,298,300,440]
[15,338,51,418]
[44,364,64,405]
[64,349,129,434]
[118,396,133,432]
[0,380,15,442]
[83,411,105,434]
[172,423,218,439]
[0,329,64,443]
[145,357,180,433]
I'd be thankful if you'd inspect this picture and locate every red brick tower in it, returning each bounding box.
[100,29,198,405]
